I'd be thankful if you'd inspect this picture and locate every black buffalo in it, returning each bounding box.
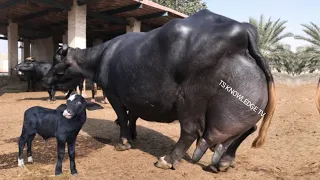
[14,60,84,101]
[43,9,276,172]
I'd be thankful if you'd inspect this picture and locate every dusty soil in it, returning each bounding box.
[0,82,320,180]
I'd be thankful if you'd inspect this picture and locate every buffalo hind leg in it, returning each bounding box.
[202,126,257,173]
[106,93,131,151]
[218,125,257,172]
[155,117,203,170]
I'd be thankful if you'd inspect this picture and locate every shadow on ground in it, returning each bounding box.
[0,118,190,170]
[0,134,107,170]
[82,118,191,160]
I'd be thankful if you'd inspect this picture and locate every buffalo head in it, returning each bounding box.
[42,44,83,86]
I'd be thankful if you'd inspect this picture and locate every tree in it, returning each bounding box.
[249,15,294,74]
[294,22,320,71]
[249,15,294,62]
[152,0,207,15]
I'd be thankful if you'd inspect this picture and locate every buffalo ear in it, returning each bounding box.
[62,44,69,56]
[86,102,104,111]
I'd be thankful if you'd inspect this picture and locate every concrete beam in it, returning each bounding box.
[77,0,101,6]
[136,11,168,21]
[0,0,24,10]
[7,21,19,76]
[102,3,143,15]
[15,8,62,22]
[33,0,70,11]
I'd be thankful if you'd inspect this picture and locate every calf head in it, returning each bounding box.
[62,94,103,119]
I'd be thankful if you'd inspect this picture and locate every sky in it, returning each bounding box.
[203,0,319,51]
[0,0,319,53]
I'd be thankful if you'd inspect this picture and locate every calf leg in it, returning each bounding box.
[18,135,27,167]
[68,141,78,175]
[55,140,66,176]
[26,134,36,163]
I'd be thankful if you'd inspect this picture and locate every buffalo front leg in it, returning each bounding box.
[128,113,138,140]
[106,93,131,151]
[155,119,202,170]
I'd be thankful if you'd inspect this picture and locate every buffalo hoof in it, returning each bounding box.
[114,143,131,151]
[218,155,236,172]
[203,164,219,173]
[71,170,78,175]
[154,156,173,170]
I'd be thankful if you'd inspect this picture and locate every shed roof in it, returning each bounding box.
[0,0,187,41]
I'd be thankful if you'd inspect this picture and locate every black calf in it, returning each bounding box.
[18,94,103,175]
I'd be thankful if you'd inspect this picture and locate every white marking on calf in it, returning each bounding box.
[68,94,77,101]
[27,156,33,163]
[18,158,24,167]
[63,110,73,119]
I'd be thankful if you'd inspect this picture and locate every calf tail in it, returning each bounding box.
[245,24,276,148]
[316,78,320,114]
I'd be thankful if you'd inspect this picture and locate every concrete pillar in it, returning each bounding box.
[92,39,103,46]
[23,38,30,60]
[68,0,86,48]
[7,21,18,75]
[30,37,54,62]
[68,0,87,96]
[62,31,68,44]
[20,42,24,62]
[53,35,60,53]
[126,18,141,32]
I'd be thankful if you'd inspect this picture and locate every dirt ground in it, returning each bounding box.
[0,82,320,180]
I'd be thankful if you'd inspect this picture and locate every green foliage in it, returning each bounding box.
[295,23,320,73]
[152,0,207,15]
[249,15,299,75]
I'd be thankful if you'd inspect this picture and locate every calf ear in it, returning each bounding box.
[86,102,104,111]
